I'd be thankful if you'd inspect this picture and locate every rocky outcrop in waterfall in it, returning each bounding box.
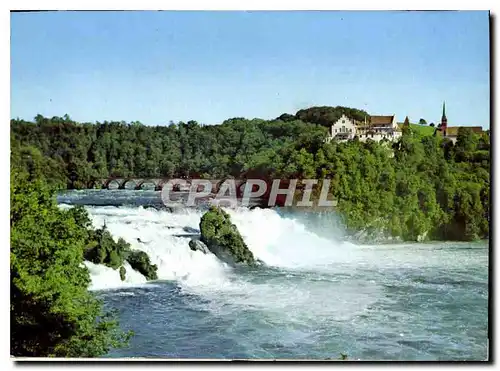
[119,266,126,281]
[188,239,211,254]
[84,226,158,280]
[126,250,158,280]
[199,206,256,265]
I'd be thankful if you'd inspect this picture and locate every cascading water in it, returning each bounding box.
[79,204,363,290]
[57,190,488,360]
[83,206,229,290]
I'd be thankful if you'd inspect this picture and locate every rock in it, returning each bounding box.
[83,226,159,280]
[119,266,126,281]
[188,239,210,254]
[199,206,256,265]
[126,250,158,280]
[173,233,200,238]
[183,226,200,233]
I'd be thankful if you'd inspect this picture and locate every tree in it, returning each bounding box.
[455,127,479,153]
[10,171,132,357]
[418,118,427,126]
[276,113,296,122]
[295,106,369,127]
[10,110,489,242]
[454,127,479,162]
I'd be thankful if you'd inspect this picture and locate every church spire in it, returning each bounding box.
[440,101,448,135]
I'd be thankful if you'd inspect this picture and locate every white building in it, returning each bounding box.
[327,114,402,143]
[328,114,357,141]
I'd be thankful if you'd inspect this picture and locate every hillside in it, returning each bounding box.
[397,123,436,137]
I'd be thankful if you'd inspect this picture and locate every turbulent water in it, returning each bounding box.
[58,190,489,360]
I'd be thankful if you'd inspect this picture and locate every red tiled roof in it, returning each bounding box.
[369,115,395,127]
[443,126,483,136]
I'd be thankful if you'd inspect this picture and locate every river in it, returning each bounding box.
[57,190,489,360]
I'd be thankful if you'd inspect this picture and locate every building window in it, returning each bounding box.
[342,119,346,124]
[350,128,352,133]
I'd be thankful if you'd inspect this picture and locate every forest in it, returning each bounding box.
[10,105,490,242]
[9,105,490,357]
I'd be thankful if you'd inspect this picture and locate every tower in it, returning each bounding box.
[403,116,410,128]
[441,101,447,135]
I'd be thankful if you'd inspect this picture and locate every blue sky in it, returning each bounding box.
[11,11,490,127]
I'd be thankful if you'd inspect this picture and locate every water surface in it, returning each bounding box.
[58,190,489,360]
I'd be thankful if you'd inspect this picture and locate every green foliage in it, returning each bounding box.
[126,251,158,281]
[306,127,488,242]
[409,123,436,137]
[10,171,132,357]
[11,111,489,242]
[200,206,255,265]
[10,115,325,182]
[294,106,369,127]
[84,228,131,270]
[10,144,67,190]
[84,226,158,280]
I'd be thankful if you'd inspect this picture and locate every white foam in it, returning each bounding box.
[57,202,400,329]
[83,205,354,288]
[84,261,148,291]
[80,205,379,317]
[226,207,356,269]
[81,206,231,290]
